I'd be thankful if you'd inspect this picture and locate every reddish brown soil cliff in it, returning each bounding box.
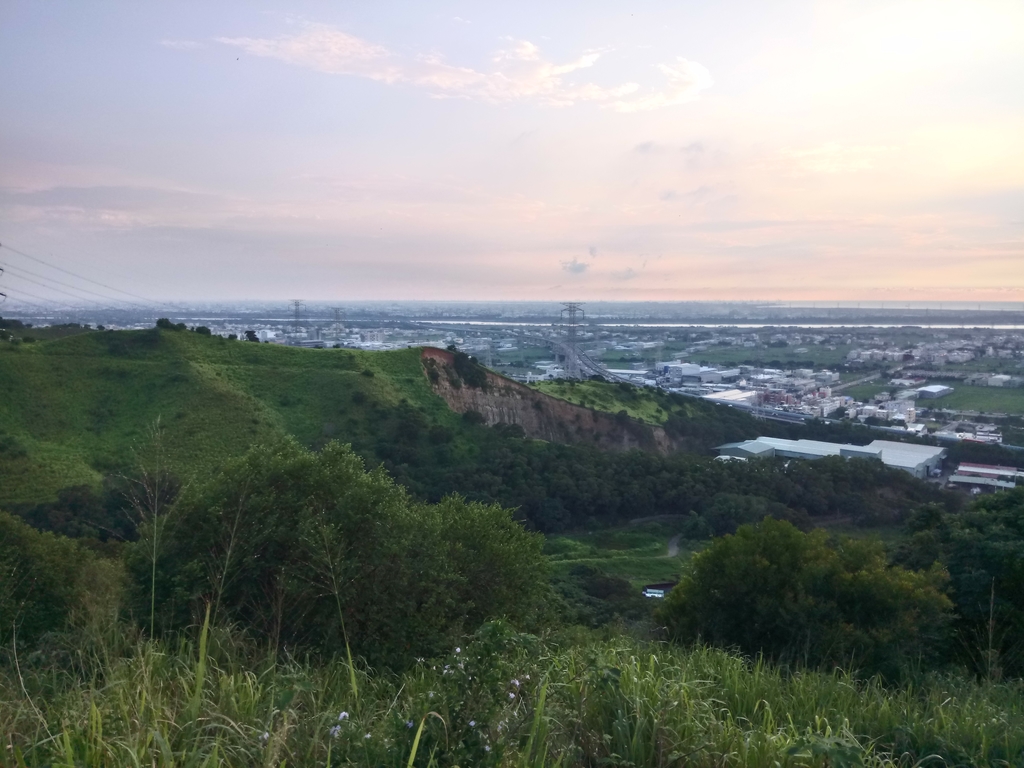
[421,347,672,454]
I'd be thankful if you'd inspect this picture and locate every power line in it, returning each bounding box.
[0,241,167,306]
[0,267,123,307]
[0,261,148,308]
[0,284,77,312]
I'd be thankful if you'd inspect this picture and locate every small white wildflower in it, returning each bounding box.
[524,674,530,680]
[260,731,270,742]
[329,725,341,738]
[455,647,461,653]
[508,692,515,700]
[511,678,520,687]
[429,691,435,699]
[469,720,476,727]
[364,733,371,740]
[338,711,349,721]
[485,745,491,753]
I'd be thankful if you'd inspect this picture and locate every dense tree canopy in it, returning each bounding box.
[126,439,548,668]
[0,511,88,646]
[658,518,953,678]
[895,488,1024,677]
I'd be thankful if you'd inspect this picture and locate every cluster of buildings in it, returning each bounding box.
[948,463,1024,493]
[647,363,852,421]
[241,325,442,351]
[846,333,1024,372]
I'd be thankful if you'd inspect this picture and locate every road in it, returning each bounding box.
[667,534,681,558]
[832,372,881,392]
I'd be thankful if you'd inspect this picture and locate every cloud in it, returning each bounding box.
[609,58,712,112]
[611,268,638,281]
[561,258,589,274]
[588,245,597,257]
[160,39,202,50]
[452,16,471,24]
[216,26,400,82]
[782,143,895,173]
[216,24,710,110]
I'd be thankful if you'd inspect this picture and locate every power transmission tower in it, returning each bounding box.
[560,302,584,379]
[290,299,304,334]
[330,306,344,336]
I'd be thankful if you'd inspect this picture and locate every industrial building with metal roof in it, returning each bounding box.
[717,436,947,478]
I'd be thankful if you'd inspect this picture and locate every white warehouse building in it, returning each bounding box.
[717,437,947,479]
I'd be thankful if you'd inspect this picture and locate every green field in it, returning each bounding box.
[545,521,700,586]
[683,344,856,368]
[927,383,1024,415]
[838,380,1024,415]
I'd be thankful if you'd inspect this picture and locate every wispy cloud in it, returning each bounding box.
[561,257,589,274]
[782,143,895,173]
[215,23,711,111]
[160,39,203,50]
[609,58,712,113]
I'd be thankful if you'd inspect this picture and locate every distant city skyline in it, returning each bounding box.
[1,1,1022,303]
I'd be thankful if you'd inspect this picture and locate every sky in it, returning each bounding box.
[1,0,1022,303]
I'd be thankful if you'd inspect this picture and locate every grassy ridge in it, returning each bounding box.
[0,330,457,505]
[533,380,674,425]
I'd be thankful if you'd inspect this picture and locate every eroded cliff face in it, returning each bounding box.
[421,348,673,454]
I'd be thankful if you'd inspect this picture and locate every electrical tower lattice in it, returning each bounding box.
[330,307,345,338]
[560,302,584,379]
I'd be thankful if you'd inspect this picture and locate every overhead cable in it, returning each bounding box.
[0,261,148,308]
[0,286,75,312]
[0,267,124,306]
[0,241,166,306]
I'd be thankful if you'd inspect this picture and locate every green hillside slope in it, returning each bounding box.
[0,329,458,505]
[1,329,955,538]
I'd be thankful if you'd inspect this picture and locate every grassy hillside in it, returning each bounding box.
[1,329,962,539]
[8,623,1023,767]
[533,379,673,424]
[0,329,459,505]
[546,521,699,585]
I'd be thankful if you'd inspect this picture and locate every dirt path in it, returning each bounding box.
[667,534,681,558]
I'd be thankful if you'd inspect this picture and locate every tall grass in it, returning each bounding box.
[3,621,1022,767]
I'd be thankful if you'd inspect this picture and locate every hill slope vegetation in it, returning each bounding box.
[1,329,952,536]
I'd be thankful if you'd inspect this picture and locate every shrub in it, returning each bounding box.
[452,350,488,389]
[126,440,548,668]
[658,518,952,678]
[895,489,1024,677]
[0,511,88,647]
[155,318,186,331]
